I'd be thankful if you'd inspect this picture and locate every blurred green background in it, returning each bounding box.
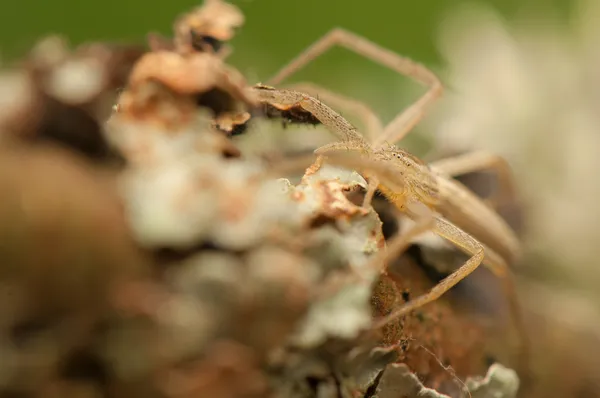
[0,0,571,62]
[0,0,570,142]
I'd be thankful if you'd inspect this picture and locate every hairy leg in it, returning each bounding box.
[252,85,369,144]
[371,214,483,328]
[362,176,380,208]
[371,212,528,372]
[282,81,383,143]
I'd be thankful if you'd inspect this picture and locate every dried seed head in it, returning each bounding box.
[212,110,251,136]
[126,51,256,109]
[0,69,40,138]
[174,0,244,55]
[0,36,143,162]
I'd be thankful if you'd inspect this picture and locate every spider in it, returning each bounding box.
[250,28,527,366]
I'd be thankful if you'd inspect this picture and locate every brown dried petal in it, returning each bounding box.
[212,110,251,136]
[127,51,256,107]
[174,0,244,54]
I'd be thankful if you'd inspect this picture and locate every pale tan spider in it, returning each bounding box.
[249,28,527,365]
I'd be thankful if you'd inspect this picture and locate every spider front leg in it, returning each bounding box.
[252,85,368,144]
[268,28,443,148]
[281,82,383,143]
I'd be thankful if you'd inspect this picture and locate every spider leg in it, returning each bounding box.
[371,210,528,373]
[277,81,383,143]
[430,150,518,209]
[268,28,442,148]
[314,141,380,209]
